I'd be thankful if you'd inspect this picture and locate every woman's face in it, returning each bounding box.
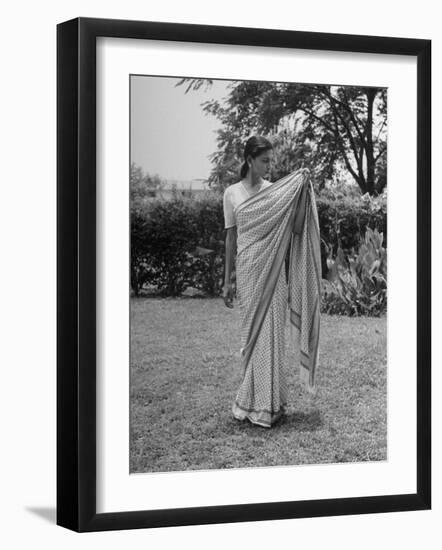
[250,149,273,179]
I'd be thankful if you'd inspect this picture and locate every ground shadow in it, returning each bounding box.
[222,408,323,433]
[25,506,56,524]
[278,408,323,431]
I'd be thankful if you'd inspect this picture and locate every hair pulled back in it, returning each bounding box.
[240,136,273,179]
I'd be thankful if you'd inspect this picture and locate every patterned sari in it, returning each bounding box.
[231,168,321,428]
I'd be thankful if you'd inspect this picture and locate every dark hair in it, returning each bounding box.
[240,136,273,179]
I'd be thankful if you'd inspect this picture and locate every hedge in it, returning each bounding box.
[130,190,387,297]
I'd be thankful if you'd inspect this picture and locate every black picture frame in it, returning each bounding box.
[57,16,431,532]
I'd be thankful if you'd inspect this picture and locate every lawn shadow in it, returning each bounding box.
[278,408,323,431]
[221,408,323,433]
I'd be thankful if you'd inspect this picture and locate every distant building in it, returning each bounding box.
[158,178,209,199]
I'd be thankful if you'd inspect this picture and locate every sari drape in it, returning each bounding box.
[231,168,321,427]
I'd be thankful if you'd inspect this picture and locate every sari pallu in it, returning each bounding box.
[231,168,321,428]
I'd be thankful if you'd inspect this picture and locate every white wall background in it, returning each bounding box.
[0,1,439,548]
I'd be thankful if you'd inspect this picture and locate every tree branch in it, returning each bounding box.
[296,106,336,135]
[300,102,363,189]
[342,87,367,144]
[330,112,361,184]
[374,118,387,143]
[374,146,387,163]
[319,87,366,145]
[318,88,365,177]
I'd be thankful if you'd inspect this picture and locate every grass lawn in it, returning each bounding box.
[130,296,387,473]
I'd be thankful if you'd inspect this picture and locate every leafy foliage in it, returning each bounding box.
[321,227,387,316]
[317,187,387,277]
[130,192,225,297]
[130,162,165,206]
[175,79,387,195]
[131,191,386,312]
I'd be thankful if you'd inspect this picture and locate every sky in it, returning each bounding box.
[130,75,230,182]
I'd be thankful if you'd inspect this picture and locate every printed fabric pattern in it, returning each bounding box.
[231,168,321,427]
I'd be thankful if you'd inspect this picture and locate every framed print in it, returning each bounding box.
[56,17,431,532]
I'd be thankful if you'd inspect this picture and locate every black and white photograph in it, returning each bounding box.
[129,74,388,473]
[1,0,437,543]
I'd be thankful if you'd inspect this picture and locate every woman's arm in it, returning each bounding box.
[223,226,237,308]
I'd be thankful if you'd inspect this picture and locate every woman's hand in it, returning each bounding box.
[223,283,235,308]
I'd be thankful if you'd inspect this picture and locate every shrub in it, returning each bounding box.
[130,197,200,296]
[130,188,387,302]
[317,191,386,279]
[130,192,225,296]
[317,192,386,253]
[321,227,387,316]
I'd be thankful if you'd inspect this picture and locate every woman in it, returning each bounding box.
[223,136,321,428]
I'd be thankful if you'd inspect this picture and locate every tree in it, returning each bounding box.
[130,162,164,205]
[175,79,387,195]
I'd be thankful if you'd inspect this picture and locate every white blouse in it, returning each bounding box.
[223,180,272,229]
